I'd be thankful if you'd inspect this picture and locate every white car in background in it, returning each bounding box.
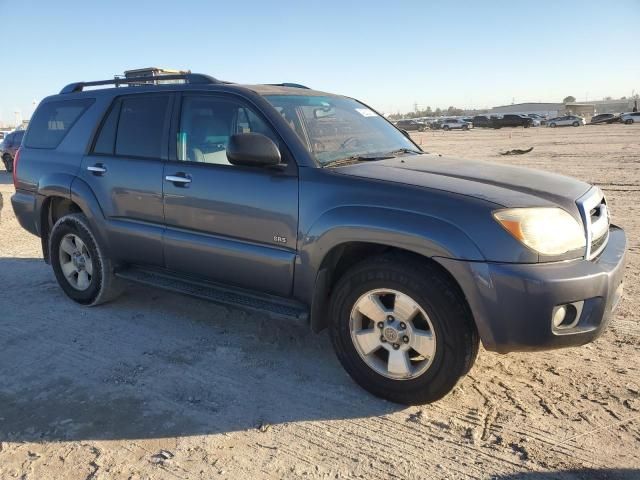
[547,115,585,127]
[621,112,640,124]
[441,118,472,131]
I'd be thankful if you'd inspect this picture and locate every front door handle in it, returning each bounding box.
[165,174,192,186]
[87,164,107,175]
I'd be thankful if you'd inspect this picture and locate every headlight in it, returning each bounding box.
[493,207,585,256]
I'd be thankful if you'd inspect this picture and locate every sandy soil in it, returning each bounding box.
[0,124,638,480]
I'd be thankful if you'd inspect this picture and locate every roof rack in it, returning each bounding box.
[59,73,222,94]
[267,83,310,89]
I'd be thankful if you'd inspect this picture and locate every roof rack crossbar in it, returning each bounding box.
[267,83,310,89]
[60,73,222,94]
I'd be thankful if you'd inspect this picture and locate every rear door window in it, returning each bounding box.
[115,95,171,159]
[92,94,171,158]
[24,99,94,149]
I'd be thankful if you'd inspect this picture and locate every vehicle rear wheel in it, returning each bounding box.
[442,125,450,131]
[329,254,479,404]
[2,154,12,173]
[625,119,634,125]
[50,213,123,306]
[572,121,580,127]
[549,122,557,128]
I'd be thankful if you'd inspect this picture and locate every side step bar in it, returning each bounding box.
[116,266,309,323]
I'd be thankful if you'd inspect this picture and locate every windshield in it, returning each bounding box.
[264,95,419,165]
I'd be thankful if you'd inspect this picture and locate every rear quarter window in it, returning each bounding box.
[24,99,94,149]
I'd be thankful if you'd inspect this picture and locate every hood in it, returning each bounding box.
[335,154,591,214]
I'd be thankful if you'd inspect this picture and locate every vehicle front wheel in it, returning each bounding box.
[549,123,557,128]
[462,125,469,131]
[442,125,450,131]
[329,255,479,404]
[2,154,12,173]
[625,119,634,125]
[50,213,123,306]
[572,121,580,127]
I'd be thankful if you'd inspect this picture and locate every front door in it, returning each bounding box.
[162,93,298,297]
[80,93,172,266]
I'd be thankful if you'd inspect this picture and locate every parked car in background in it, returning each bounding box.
[621,112,640,124]
[430,119,443,130]
[472,115,498,128]
[495,114,534,128]
[441,118,472,131]
[589,113,621,125]
[547,115,585,128]
[1,130,25,172]
[525,114,547,125]
[396,119,426,132]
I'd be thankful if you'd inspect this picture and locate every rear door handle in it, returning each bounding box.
[165,174,192,186]
[87,164,107,175]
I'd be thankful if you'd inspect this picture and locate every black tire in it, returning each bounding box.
[329,254,479,404]
[2,154,12,173]
[625,119,633,125]
[549,123,557,128]
[462,125,469,131]
[442,125,450,131]
[50,213,122,306]
[572,121,580,127]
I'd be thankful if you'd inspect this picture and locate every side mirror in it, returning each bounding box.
[226,133,281,167]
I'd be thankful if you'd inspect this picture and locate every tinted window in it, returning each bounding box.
[24,99,93,149]
[93,100,121,155]
[115,95,170,159]
[177,96,277,165]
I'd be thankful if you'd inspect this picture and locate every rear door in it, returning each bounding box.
[80,93,172,266]
[162,92,299,297]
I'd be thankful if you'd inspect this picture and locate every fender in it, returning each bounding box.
[69,177,112,257]
[294,205,485,309]
[37,172,76,198]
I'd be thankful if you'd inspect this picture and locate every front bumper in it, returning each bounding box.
[437,225,627,353]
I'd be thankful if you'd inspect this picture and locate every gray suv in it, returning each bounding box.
[11,72,627,404]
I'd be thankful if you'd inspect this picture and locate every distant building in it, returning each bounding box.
[489,102,563,117]
[577,98,635,114]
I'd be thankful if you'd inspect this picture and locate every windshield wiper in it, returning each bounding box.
[322,154,394,168]
[386,148,422,156]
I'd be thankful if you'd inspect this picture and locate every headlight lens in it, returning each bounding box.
[493,207,585,256]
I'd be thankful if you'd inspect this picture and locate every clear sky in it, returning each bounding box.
[1,0,639,123]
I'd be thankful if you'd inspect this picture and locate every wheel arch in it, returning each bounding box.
[40,177,110,263]
[298,206,485,332]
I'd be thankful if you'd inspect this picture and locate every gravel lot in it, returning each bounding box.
[0,124,638,479]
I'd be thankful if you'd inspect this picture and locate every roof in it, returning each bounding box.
[240,84,336,97]
[56,76,337,99]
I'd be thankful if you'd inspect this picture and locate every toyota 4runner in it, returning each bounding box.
[11,72,626,404]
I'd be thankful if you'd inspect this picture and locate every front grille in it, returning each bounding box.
[576,187,610,260]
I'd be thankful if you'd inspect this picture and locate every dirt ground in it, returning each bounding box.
[0,124,638,480]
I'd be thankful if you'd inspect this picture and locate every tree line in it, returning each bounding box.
[388,106,477,120]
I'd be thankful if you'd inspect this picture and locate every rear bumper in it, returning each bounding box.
[437,226,627,353]
[11,190,40,236]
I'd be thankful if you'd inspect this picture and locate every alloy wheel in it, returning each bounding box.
[349,289,437,380]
